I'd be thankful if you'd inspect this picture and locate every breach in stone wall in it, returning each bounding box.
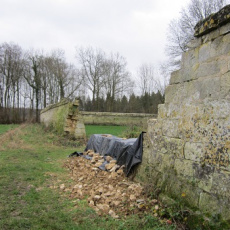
[40,99,86,140]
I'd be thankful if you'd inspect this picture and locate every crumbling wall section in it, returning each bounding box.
[82,111,156,128]
[136,5,230,222]
[40,99,86,140]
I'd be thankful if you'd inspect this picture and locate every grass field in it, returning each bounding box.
[0,124,175,230]
[85,125,128,138]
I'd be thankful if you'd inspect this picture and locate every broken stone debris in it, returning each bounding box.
[61,150,170,223]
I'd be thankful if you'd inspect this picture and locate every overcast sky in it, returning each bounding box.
[0,0,190,76]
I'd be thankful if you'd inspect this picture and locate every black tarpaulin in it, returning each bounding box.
[85,132,145,176]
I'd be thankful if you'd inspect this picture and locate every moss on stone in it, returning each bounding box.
[53,104,69,135]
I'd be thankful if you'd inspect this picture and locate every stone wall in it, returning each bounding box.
[81,111,156,128]
[40,99,86,140]
[135,5,230,223]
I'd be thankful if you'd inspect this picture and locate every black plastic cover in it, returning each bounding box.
[85,132,145,176]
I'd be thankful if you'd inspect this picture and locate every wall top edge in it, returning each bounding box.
[194,4,230,37]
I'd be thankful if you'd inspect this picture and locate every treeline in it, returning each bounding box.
[0,42,82,123]
[80,92,164,114]
[0,42,165,124]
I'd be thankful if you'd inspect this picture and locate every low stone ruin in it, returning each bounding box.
[40,99,86,140]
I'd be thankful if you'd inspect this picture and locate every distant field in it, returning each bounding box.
[0,124,19,135]
[85,125,127,138]
[0,124,140,139]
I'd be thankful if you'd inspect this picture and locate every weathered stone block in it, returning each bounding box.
[151,136,184,158]
[187,38,202,49]
[147,119,162,140]
[196,59,221,78]
[75,119,86,139]
[199,190,230,221]
[184,142,205,162]
[162,119,179,138]
[169,69,182,85]
[199,42,211,63]
[205,99,230,119]
[198,177,213,193]
[181,48,199,72]
[165,84,185,104]
[212,171,230,198]
[164,175,200,208]
[158,104,167,119]
[201,28,220,44]
[148,152,175,173]
[192,163,214,192]
[210,35,223,57]
[220,72,230,99]
[158,104,181,120]
[179,63,200,83]
[174,159,194,178]
[198,76,221,100]
[183,81,201,102]
[199,192,221,214]
[168,137,185,158]
[178,105,202,141]
[220,21,230,35]
[210,34,230,58]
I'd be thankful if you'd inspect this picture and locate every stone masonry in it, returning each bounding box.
[135,6,230,223]
[81,111,156,128]
[40,99,86,140]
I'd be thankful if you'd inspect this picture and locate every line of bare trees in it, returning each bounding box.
[2,44,160,123]
[76,47,135,112]
[0,43,84,123]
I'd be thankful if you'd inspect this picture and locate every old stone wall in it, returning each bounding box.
[136,6,230,223]
[81,111,156,128]
[40,99,86,140]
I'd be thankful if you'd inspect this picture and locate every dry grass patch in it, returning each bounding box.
[0,124,33,151]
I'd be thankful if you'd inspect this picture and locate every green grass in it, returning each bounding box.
[0,124,175,230]
[85,125,128,138]
[0,124,19,135]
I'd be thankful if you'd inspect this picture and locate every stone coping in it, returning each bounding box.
[40,99,70,114]
[194,4,230,37]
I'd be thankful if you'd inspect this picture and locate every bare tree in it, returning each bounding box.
[0,42,24,122]
[136,63,155,96]
[24,50,43,122]
[44,49,82,104]
[136,63,169,98]
[76,47,105,111]
[166,0,226,69]
[103,53,133,111]
[0,43,23,108]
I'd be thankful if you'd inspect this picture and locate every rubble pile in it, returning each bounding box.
[63,150,161,219]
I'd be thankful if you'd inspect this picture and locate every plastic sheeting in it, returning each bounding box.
[85,132,145,176]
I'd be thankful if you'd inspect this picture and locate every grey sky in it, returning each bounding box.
[0,0,190,76]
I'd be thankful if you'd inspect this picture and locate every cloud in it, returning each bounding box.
[0,0,190,76]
